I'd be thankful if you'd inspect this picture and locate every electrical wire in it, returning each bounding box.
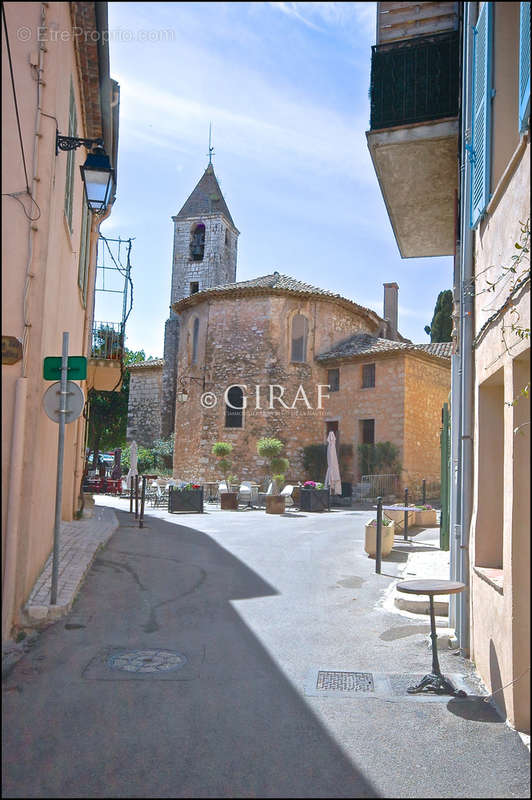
[2,3,30,193]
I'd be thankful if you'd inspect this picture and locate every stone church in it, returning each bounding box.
[127,163,451,488]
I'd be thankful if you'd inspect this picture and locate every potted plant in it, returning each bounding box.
[257,437,289,514]
[299,480,330,512]
[413,504,438,527]
[364,515,395,558]
[212,442,238,510]
[168,483,204,514]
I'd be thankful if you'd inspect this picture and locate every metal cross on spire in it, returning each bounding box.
[207,122,215,166]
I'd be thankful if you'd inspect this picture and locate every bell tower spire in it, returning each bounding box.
[161,156,239,437]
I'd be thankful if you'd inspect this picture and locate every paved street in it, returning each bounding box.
[2,502,530,798]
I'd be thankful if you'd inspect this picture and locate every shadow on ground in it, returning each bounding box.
[2,509,379,799]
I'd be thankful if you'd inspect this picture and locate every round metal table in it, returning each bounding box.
[396,579,466,696]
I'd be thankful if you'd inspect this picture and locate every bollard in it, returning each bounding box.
[404,487,409,541]
[139,476,146,528]
[134,475,139,519]
[129,480,133,513]
[422,479,426,506]
[376,496,383,574]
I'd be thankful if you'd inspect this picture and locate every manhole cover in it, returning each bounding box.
[316,671,374,692]
[107,649,187,674]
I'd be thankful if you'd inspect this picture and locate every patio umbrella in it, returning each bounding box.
[126,440,138,489]
[111,448,122,480]
[324,431,342,495]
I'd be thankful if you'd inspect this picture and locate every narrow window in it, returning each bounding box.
[470,1,493,228]
[225,385,243,428]
[362,363,376,388]
[190,223,205,261]
[519,1,530,132]
[328,368,340,392]
[191,317,199,364]
[361,419,375,445]
[225,228,229,246]
[291,314,308,362]
[64,79,77,231]
[190,281,199,294]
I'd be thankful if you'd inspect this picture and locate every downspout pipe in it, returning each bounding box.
[457,1,476,655]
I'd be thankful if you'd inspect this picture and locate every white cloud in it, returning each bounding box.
[270,2,376,38]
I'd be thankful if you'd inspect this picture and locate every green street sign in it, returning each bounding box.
[43,356,87,381]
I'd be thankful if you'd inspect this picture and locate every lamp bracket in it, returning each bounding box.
[56,133,104,155]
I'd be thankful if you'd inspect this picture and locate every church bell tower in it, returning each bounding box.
[161,163,239,437]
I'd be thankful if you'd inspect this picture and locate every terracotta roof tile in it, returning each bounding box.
[316,333,452,362]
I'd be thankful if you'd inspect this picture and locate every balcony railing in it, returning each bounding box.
[369,31,459,130]
[91,321,124,361]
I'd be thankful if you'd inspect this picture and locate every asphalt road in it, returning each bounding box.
[2,505,530,798]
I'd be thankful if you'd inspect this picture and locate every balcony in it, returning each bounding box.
[87,321,124,391]
[366,31,460,258]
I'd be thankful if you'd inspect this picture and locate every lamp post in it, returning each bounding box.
[56,133,114,213]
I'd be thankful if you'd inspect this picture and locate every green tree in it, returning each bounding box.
[425,289,453,342]
[86,348,150,466]
[257,437,289,494]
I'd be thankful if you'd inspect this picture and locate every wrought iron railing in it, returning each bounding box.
[91,321,124,361]
[369,31,459,130]
[359,474,400,499]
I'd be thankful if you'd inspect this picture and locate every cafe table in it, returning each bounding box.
[396,579,467,696]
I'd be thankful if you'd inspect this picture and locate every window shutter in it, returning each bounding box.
[519,1,530,133]
[470,2,493,229]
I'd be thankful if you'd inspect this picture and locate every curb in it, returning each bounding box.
[22,508,119,627]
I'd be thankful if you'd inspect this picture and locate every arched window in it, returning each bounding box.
[191,317,199,364]
[190,223,205,261]
[291,314,308,362]
[225,385,244,428]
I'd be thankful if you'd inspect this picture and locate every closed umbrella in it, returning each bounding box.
[126,440,138,489]
[324,431,342,495]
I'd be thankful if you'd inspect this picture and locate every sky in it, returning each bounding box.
[99,1,453,358]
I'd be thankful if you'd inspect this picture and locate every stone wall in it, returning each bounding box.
[403,353,451,484]
[172,293,380,484]
[126,361,163,446]
[322,355,407,483]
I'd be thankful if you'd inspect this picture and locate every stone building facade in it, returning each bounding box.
[128,163,239,443]
[126,359,163,447]
[170,275,451,487]
[161,164,239,437]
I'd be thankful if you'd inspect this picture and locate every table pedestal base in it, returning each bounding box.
[407,672,466,697]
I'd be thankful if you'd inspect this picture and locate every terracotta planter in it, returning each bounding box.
[265,495,286,514]
[413,509,438,527]
[364,521,395,558]
[220,492,238,510]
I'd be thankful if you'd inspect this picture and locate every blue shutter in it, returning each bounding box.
[470,3,493,229]
[519,1,530,133]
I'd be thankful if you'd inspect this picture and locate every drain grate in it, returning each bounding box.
[107,649,187,674]
[316,671,374,692]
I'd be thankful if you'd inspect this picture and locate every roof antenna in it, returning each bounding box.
[207,122,215,166]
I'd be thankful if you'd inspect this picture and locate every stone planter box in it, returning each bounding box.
[220,492,239,510]
[364,521,395,558]
[413,509,438,527]
[299,488,330,512]
[384,504,415,529]
[266,495,286,514]
[168,487,203,514]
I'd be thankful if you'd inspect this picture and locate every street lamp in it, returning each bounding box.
[55,133,114,213]
[79,145,114,213]
[176,375,207,403]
